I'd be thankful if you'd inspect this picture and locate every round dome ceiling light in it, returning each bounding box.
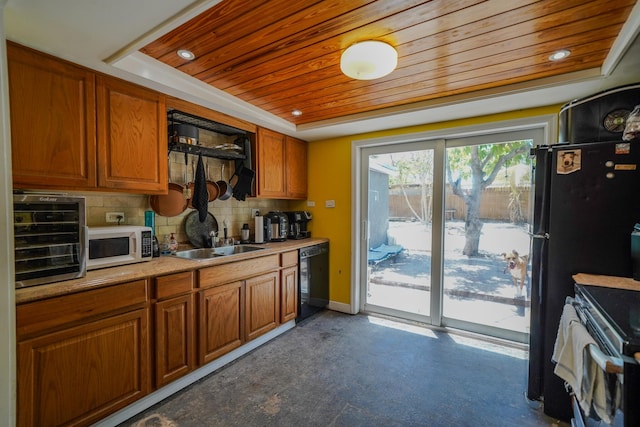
[340,41,398,80]
[177,49,196,60]
[549,49,570,61]
[292,109,303,117]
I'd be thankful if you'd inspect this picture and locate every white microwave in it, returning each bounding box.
[87,226,153,270]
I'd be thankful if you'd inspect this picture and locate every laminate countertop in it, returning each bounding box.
[16,238,328,304]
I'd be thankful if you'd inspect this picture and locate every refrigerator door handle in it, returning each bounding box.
[529,232,549,240]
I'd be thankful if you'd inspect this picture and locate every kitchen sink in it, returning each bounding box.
[213,244,265,255]
[174,245,265,260]
[173,248,223,260]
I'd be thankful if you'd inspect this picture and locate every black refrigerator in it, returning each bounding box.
[528,139,640,421]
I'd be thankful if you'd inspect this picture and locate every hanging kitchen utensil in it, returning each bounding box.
[205,158,220,202]
[184,210,218,248]
[150,157,188,217]
[186,155,199,209]
[230,163,255,201]
[191,153,209,222]
[216,163,232,201]
[183,153,193,202]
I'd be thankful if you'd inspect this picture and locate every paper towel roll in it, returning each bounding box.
[254,216,264,243]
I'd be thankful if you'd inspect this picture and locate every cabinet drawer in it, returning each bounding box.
[280,250,298,268]
[154,271,194,300]
[198,255,279,288]
[16,280,148,339]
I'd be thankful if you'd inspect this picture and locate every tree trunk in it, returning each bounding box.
[463,193,483,256]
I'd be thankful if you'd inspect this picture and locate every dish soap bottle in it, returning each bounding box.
[169,232,178,255]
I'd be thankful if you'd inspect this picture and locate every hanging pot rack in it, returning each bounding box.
[168,109,251,161]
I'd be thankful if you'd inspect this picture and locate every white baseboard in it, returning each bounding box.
[328,300,356,314]
[94,320,296,427]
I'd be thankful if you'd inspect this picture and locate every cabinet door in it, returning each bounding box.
[155,293,194,388]
[7,42,97,190]
[280,265,298,323]
[96,75,167,193]
[245,271,280,341]
[17,309,150,427]
[285,136,307,199]
[199,281,244,364]
[256,127,286,197]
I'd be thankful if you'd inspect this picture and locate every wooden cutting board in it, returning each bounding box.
[573,273,640,291]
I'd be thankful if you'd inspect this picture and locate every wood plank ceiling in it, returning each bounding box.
[141,0,636,126]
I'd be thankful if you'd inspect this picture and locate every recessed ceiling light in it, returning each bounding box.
[177,49,195,60]
[549,50,570,61]
[292,109,302,116]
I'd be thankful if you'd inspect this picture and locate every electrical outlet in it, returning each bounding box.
[251,208,260,217]
[325,200,336,208]
[106,212,125,223]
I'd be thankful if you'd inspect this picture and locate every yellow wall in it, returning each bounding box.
[296,104,562,306]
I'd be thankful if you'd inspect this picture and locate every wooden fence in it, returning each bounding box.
[388,184,531,223]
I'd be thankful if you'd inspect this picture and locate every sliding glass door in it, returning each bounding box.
[358,126,544,342]
[360,140,443,324]
[442,135,534,341]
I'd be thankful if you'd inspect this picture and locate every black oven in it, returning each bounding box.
[572,285,640,427]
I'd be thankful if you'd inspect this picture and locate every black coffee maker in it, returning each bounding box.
[285,211,312,239]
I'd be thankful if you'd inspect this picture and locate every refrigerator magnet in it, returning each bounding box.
[615,142,631,154]
[557,149,581,174]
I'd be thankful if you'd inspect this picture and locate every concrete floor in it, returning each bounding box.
[120,310,566,427]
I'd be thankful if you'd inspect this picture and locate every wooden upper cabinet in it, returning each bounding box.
[96,75,167,194]
[255,127,307,199]
[7,41,97,189]
[256,127,286,197]
[285,135,307,199]
[8,42,167,194]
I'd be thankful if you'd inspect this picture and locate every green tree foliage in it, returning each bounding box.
[446,140,531,256]
[390,151,434,224]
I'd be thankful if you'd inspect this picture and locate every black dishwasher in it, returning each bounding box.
[297,242,329,321]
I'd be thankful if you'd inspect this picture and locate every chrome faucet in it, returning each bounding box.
[207,230,217,248]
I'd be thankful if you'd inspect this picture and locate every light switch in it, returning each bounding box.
[325,200,335,208]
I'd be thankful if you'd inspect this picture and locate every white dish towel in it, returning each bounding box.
[551,302,615,424]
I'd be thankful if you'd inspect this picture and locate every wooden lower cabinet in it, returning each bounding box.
[199,281,244,364]
[280,265,298,323]
[17,309,150,427]
[245,271,280,341]
[154,293,195,387]
[14,249,306,426]
[153,272,195,387]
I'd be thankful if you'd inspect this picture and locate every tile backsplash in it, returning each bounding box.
[83,145,292,244]
[85,192,290,245]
